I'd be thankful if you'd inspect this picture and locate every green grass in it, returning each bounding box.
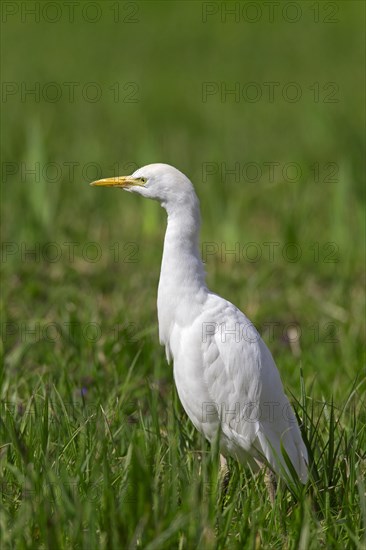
[1,1,365,548]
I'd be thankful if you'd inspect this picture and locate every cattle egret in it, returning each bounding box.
[91,163,308,496]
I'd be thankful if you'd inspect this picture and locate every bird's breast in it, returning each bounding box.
[168,320,222,440]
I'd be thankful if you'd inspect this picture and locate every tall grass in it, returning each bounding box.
[1,1,365,547]
[1,371,365,548]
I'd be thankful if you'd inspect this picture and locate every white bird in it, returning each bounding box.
[91,163,308,495]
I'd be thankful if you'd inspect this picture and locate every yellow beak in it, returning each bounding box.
[90,176,145,188]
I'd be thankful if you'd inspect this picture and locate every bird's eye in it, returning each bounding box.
[140,177,147,183]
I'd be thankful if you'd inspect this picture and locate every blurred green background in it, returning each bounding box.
[2,0,364,394]
[1,1,365,547]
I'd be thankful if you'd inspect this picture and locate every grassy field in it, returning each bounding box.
[1,1,365,548]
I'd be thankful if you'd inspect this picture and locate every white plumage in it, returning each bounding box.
[91,163,308,486]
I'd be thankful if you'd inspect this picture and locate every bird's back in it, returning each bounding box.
[171,292,308,483]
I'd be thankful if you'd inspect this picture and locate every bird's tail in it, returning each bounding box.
[256,423,308,484]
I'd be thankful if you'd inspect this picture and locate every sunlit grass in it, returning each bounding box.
[1,1,365,547]
[1,367,365,548]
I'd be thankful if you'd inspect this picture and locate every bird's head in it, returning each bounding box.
[90,163,196,209]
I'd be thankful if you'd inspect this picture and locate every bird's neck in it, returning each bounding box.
[157,196,208,350]
[160,197,207,294]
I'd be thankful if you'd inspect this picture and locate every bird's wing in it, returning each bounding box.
[201,295,308,482]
